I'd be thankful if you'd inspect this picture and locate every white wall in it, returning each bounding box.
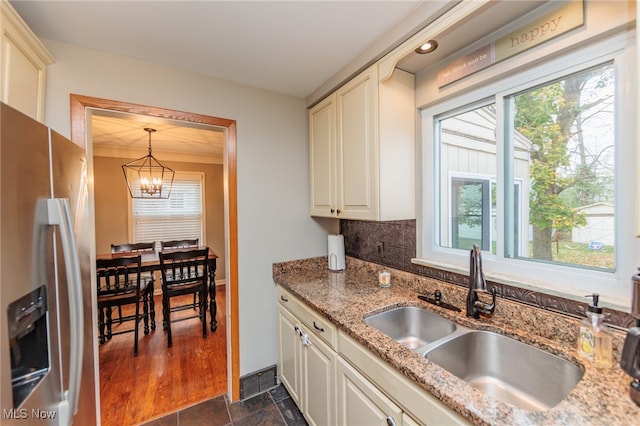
[41,40,332,376]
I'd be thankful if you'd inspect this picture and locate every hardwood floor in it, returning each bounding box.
[98,286,227,425]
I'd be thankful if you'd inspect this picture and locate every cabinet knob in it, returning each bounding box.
[280,295,288,302]
[386,416,397,426]
[336,209,341,215]
[330,208,335,213]
[313,321,325,333]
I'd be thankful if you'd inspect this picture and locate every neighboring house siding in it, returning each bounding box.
[572,203,614,245]
[439,108,531,254]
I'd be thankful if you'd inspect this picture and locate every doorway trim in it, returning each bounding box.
[69,94,240,401]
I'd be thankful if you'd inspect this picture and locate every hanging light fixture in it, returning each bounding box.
[122,127,175,199]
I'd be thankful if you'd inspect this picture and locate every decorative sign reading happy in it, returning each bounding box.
[437,0,584,88]
[495,0,584,61]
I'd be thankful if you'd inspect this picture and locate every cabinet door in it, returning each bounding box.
[337,357,402,426]
[301,324,336,426]
[309,95,336,217]
[403,413,421,426]
[336,65,379,220]
[1,4,52,122]
[277,305,302,405]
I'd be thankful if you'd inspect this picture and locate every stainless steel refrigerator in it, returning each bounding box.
[0,103,98,424]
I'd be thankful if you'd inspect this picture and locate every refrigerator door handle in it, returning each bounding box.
[46,198,84,424]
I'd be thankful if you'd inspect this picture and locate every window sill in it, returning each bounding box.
[411,257,629,312]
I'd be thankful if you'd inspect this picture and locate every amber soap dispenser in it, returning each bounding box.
[578,293,612,368]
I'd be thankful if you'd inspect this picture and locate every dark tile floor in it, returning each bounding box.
[141,384,308,426]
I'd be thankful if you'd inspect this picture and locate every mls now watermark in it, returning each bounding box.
[3,408,57,420]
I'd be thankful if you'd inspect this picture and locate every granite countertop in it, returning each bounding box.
[272,256,640,426]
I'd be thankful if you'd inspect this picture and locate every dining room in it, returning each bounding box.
[91,109,228,424]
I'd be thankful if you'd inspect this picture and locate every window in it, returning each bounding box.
[507,65,615,270]
[419,35,636,304]
[130,172,204,250]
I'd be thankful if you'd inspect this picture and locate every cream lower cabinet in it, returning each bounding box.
[278,303,303,405]
[277,297,337,426]
[402,414,421,426]
[338,332,470,426]
[337,356,403,426]
[277,286,469,426]
[301,321,336,426]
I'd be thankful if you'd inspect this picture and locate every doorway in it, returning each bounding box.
[69,94,240,418]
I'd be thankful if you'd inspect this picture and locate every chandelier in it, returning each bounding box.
[122,127,175,199]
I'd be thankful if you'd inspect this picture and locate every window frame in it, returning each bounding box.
[127,170,206,251]
[416,33,636,308]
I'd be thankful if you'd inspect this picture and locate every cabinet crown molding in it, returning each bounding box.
[1,0,54,66]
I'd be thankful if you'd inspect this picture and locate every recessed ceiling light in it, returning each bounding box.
[415,40,438,54]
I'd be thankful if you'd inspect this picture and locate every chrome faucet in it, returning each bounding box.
[466,244,497,319]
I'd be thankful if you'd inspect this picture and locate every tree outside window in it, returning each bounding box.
[436,62,615,271]
[511,62,615,269]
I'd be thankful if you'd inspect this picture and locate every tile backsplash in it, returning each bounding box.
[340,219,636,329]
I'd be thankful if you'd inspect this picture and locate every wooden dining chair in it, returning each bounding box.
[160,239,217,331]
[158,247,209,348]
[161,239,199,308]
[110,242,156,331]
[96,255,149,356]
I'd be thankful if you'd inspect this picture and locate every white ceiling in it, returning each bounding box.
[9,0,428,162]
[9,0,549,163]
[10,0,425,98]
[90,110,226,164]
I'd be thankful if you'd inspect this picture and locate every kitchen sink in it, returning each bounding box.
[424,330,584,411]
[364,306,458,350]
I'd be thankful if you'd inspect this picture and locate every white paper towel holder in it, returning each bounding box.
[328,234,345,271]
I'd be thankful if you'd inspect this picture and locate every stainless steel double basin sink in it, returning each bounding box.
[364,306,584,412]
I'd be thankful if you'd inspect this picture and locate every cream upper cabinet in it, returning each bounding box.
[309,64,415,220]
[335,66,378,220]
[309,95,337,216]
[0,0,53,122]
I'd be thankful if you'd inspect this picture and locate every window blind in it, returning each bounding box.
[131,172,204,250]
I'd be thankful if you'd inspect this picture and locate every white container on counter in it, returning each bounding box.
[328,234,345,271]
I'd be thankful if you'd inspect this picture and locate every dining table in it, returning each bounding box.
[96,247,219,332]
